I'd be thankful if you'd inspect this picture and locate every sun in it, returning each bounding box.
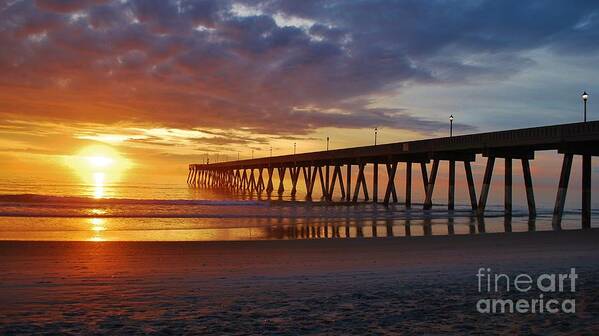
[86,155,114,168]
[77,144,121,171]
[65,144,132,197]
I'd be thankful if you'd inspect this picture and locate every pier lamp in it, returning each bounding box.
[326,137,330,151]
[374,128,378,146]
[251,149,254,159]
[582,91,589,122]
[270,147,272,157]
[449,115,454,137]
[294,142,296,155]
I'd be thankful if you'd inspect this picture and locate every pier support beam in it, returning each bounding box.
[557,145,598,228]
[266,167,274,193]
[302,166,315,199]
[290,166,300,197]
[424,153,475,210]
[582,154,591,229]
[373,163,379,203]
[477,157,495,216]
[277,167,286,195]
[464,161,477,210]
[552,153,573,230]
[478,150,534,217]
[423,159,439,210]
[405,162,412,208]
[383,161,398,205]
[257,168,265,192]
[325,165,330,199]
[234,169,241,190]
[522,159,536,217]
[346,164,352,201]
[318,165,329,200]
[248,169,257,192]
[448,160,455,210]
[353,162,369,202]
[391,164,398,203]
[505,158,512,216]
[329,165,345,201]
[420,162,428,195]
[241,169,248,190]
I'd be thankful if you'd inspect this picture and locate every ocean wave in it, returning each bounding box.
[0,209,553,219]
[0,194,266,207]
[0,193,578,220]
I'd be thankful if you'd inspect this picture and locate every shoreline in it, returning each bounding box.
[1,226,597,244]
[1,229,598,279]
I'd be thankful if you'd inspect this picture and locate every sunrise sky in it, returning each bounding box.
[1,0,598,182]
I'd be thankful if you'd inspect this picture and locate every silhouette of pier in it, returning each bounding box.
[188,121,599,229]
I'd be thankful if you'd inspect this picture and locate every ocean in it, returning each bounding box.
[0,177,595,241]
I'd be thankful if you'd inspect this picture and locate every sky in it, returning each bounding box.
[1,0,598,182]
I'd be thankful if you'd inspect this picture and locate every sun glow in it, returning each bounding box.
[65,144,131,198]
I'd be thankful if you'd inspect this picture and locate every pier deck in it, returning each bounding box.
[188,121,599,229]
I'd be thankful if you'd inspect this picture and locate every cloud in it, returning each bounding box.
[35,0,107,13]
[1,0,598,137]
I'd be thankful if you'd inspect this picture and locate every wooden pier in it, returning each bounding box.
[188,121,599,229]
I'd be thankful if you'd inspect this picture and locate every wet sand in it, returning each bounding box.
[1,230,599,334]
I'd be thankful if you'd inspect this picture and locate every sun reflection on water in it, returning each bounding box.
[90,218,105,230]
[89,218,106,241]
[93,172,105,199]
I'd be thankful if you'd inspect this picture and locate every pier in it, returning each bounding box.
[188,121,599,229]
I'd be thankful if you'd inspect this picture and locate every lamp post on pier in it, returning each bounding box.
[582,91,589,122]
[374,127,378,145]
[326,137,329,151]
[449,115,454,137]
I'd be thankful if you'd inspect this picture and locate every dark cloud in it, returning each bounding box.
[1,0,598,135]
[35,0,105,13]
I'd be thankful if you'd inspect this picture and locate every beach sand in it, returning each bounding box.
[1,230,598,334]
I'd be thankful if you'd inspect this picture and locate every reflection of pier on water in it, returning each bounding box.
[250,208,556,241]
